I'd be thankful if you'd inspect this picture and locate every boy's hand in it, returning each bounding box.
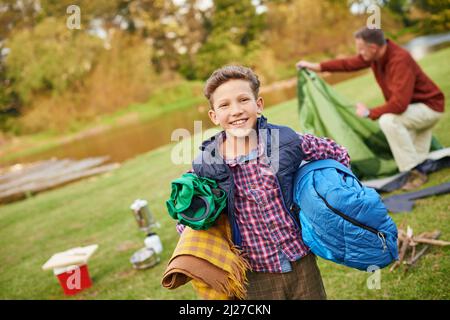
[296,60,321,72]
[356,102,370,118]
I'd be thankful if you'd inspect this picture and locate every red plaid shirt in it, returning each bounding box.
[177,133,350,273]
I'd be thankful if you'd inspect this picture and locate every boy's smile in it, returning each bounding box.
[208,79,264,138]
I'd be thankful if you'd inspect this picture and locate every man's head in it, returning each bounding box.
[354,27,387,62]
[204,65,263,138]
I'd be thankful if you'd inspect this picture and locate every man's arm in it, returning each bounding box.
[296,60,322,72]
[368,59,415,120]
[298,133,350,167]
[320,55,371,72]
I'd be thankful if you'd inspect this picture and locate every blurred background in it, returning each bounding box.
[0,0,449,167]
[0,0,449,300]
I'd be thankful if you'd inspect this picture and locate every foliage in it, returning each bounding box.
[5,17,103,105]
[180,0,266,80]
[15,31,157,134]
[265,0,367,62]
[413,0,450,33]
[0,0,445,135]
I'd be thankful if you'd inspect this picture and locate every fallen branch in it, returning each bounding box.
[390,231,411,272]
[390,228,446,272]
[405,231,441,268]
[412,237,450,246]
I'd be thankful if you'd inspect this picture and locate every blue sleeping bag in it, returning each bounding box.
[293,159,398,271]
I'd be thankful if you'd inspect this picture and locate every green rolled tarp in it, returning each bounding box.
[166,173,227,230]
[297,69,441,180]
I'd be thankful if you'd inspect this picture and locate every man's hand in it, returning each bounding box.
[296,60,321,72]
[356,102,370,118]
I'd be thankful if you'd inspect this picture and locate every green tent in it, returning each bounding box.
[296,69,441,180]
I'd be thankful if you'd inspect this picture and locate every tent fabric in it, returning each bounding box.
[382,182,450,213]
[362,148,450,192]
[296,69,441,180]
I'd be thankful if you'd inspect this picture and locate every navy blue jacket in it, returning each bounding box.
[192,116,304,246]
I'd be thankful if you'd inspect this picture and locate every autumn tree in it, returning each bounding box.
[190,0,266,79]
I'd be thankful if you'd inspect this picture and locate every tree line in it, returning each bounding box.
[0,0,447,134]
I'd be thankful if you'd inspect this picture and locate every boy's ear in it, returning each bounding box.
[256,96,264,115]
[208,109,220,125]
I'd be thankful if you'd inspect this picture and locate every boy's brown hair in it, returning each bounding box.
[204,65,260,108]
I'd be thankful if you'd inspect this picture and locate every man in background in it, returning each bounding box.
[296,27,444,190]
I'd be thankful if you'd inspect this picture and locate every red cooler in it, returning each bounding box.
[54,264,92,295]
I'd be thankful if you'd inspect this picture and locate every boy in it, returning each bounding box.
[178,65,350,299]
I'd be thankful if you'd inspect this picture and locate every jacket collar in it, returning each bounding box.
[377,39,393,70]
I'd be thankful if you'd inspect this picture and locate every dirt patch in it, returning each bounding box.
[116,268,138,279]
[116,241,141,252]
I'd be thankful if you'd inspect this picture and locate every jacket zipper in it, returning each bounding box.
[315,188,387,252]
[225,165,241,246]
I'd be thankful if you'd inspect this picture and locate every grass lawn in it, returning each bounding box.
[0,48,449,300]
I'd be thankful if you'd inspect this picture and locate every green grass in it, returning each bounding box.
[1,48,449,300]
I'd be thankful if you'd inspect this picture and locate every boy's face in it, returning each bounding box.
[208,79,263,138]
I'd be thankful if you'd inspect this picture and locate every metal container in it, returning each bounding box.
[130,199,158,234]
[130,247,160,270]
[144,233,163,254]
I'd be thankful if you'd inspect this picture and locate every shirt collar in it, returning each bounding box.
[199,115,268,152]
[225,141,265,167]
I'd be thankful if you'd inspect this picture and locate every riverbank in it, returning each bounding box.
[0,47,449,299]
[0,81,205,166]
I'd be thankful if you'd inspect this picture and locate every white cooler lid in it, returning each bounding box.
[42,244,98,271]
